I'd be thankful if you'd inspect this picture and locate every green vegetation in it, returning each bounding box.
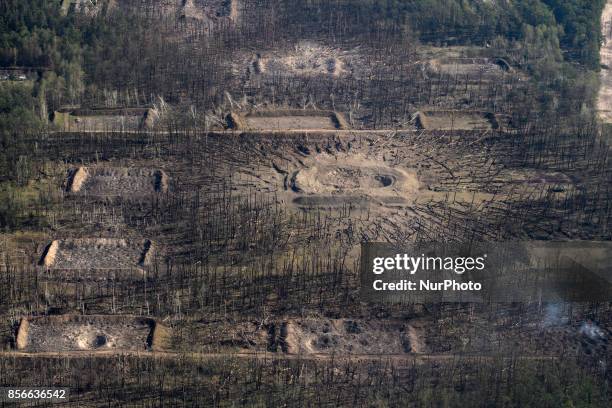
[544,0,607,69]
[0,82,41,181]
[289,1,606,68]
[0,1,79,187]
[0,82,57,231]
[0,0,83,102]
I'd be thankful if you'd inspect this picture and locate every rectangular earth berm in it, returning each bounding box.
[52,107,158,131]
[15,315,170,352]
[39,238,156,271]
[227,109,349,131]
[65,166,169,196]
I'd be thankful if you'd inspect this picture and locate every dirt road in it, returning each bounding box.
[0,350,559,364]
[599,1,612,122]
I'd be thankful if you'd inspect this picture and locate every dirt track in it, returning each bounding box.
[0,350,559,363]
[599,0,612,122]
[50,129,407,134]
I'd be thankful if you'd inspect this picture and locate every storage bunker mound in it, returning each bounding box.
[139,0,238,22]
[62,0,114,17]
[180,0,238,22]
[228,110,349,131]
[428,57,511,78]
[39,238,155,271]
[16,315,168,352]
[52,107,157,131]
[287,155,420,208]
[247,42,352,78]
[267,319,426,355]
[66,166,169,196]
[415,110,499,131]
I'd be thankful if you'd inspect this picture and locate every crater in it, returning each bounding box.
[375,175,395,187]
[286,155,419,207]
[94,335,108,348]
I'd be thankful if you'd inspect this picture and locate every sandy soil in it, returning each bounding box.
[599,1,612,122]
[281,153,421,208]
[259,43,346,77]
[182,0,207,20]
[291,154,419,199]
[245,116,337,130]
[241,42,362,79]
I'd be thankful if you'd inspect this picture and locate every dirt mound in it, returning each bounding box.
[108,0,237,25]
[243,42,361,78]
[415,110,499,131]
[66,166,88,193]
[65,0,115,17]
[65,166,169,196]
[428,57,509,78]
[228,110,349,131]
[39,238,156,272]
[181,0,206,20]
[16,315,167,352]
[278,319,425,355]
[53,107,155,131]
[185,0,236,19]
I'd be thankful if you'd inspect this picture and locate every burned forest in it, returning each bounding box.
[0,0,611,406]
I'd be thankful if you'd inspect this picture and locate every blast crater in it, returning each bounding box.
[287,155,419,207]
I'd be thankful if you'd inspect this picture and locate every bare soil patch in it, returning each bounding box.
[182,0,206,20]
[275,319,425,355]
[111,0,237,23]
[181,0,237,21]
[39,238,155,271]
[119,0,237,28]
[65,0,115,17]
[415,110,499,131]
[286,154,420,207]
[240,42,363,79]
[16,315,168,352]
[228,110,348,131]
[246,116,336,130]
[53,107,156,131]
[65,166,169,196]
[428,57,510,78]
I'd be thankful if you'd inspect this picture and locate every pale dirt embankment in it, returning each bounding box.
[598,1,612,122]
